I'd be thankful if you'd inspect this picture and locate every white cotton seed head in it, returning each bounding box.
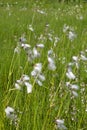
[33,47,40,58]
[38,74,45,81]
[72,91,78,97]
[56,119,67,130]
[24,82,32,93]
[56,119,64,124]
[36,44,44,48]
[66,71,75,80]
[68,62,74,67]
[20,37,26,43]
[5,106,14,119]
[28,25,34,32]
[48,63,56,71]
[48,49,53,56]
[72,56,78,62]
[21,43,31,50]
[22,74,30,81]
[28,50,34,62]
[5,106,14,115]
[70,84,79,90]
[16,79,22,85]
[81,54,87,61]
[5,106,17,121]
[34,63,42,73]
[66,82,70,87]
[63,24,69,33]
[36,79,43,86]
[75,62,79,69]
[68,31,76,41]
[37,9,46,14]
[48,57,56,71]
[58,124,67,130]
[31,70,37,77]
[48,57,54,64]
[15,83,21,90]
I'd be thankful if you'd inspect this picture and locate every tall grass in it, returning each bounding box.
[0,1,87,130]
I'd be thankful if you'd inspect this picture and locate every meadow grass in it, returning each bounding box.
[0,1,87,130]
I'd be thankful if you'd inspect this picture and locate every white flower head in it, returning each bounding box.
[34,63,42,73]
[48,33,53,42]
[15,74,32,94]
[5,106,17,121]
[48,57,54,63]
[28,25,34,32]
[72,91,78,97]
[68,62,74,67]
[31,63,45,86]
[5,106,14,115]
[31,70,37,77]
[36,44,44,48]
[31,63,42,76]
[48,49,53,56]
[72,56,78,62]
[63,24,69,33]
[15,83,21,90]
[48,63,56,71]
[66,71,76,80]
[80,54,87,61]
[24,82,32,93]
[70,84,79,90]
[20,35,26,43]
[66,82,70,87]
[68,31,77,41]
[48,57,56,71]
[22,74,30,81]
[21,43,31,50]
[33,47,40,58]
[54,36,60,47]
[28,49,34,62]
[56,119,67,130]
[37,9,46,14]
[38,74,45,81]
[36,79,43,86]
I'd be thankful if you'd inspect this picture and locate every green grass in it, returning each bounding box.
[0,1,87,130]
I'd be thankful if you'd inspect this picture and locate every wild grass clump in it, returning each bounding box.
[0,1,87,130]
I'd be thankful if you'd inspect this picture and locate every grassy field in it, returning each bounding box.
[0,0,87,130]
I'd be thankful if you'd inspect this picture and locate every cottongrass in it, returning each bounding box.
[5,106,17,125]
[55,119,67,130]
[15,74,32,93]
[2,2,87,130]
